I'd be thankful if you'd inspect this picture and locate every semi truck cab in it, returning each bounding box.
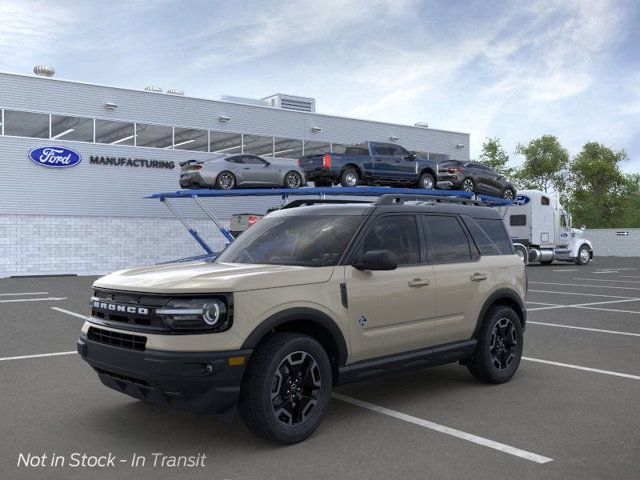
[501,189,593,265]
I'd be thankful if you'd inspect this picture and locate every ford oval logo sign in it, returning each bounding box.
[28,146,82,168]
[514,195,530,206]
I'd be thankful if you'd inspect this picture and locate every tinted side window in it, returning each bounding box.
[510,215,526,226]
[361,215,419,265]
[372,144,391,156]
[226,156,244,164]
[469,218,513,255]
[541,196,550,205]
[243,156,267,165]
[423,216,472,263]
[387,145,406,158]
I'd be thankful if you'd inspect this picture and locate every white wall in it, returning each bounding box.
[583,228,640,257]
[0,214,230,277]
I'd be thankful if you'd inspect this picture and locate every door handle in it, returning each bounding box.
[470,273,488,282]
[408,278,430,287]
[242,167,250,170]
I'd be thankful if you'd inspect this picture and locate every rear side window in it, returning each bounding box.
[361,215,420,265]
[473,218,513,255]
[510,215,526,226]
[423,215,472,264]
[345,147,370,156]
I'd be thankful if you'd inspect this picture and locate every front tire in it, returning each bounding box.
[467,306,523,384]
[239,333,332,444]
[575,245,591,265]
[502,188,516,200]
[215,171,236,190]
[418,172,435,190]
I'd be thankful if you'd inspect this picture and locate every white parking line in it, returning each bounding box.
[0,297,67,304]
[523,357,640,381]
[552,269,578,272]
[0,351,76,362]
[0,291,49,296]
[529,282,640,291]
[51,307,87,319]
[526,302,558,306]
[527,298,640,312]
[575,306,640,315]
[573,278,640,284]
[528,289,637,299]
[332,393,553,464]
[528,321,640,337]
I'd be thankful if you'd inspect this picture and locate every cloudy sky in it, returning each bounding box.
[1,0,639,171]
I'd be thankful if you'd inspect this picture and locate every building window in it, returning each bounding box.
[303,140,330,156]
[210,131,242,154]
[3,110,49,138]
[173,127,208,151]
[50,115,94,142]
[95,119,135,145]
[243,135,274,156]
[273,137,303,159]
[135,123,173,149]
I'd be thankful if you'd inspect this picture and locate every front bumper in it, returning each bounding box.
[77,335,251,417]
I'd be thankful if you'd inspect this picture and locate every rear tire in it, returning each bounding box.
[462,178,475,192]
[467,306,523,384]
[418,172,435,190]
[284,171,303,189]
[340,168,359,187]
[239,333,332,444]
[215,171,236,190]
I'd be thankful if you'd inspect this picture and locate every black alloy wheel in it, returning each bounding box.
[271,351,322,426]
[502,188,515,200]
[489,317,518,371]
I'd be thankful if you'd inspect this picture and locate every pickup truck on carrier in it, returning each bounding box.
[298,141,448,190]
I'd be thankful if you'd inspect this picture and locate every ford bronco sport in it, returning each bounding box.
[77,194,526,444]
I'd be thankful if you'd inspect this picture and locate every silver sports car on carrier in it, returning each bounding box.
[179,154,306,190]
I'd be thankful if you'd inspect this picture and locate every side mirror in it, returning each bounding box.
[404,152,416,160]
[581,225,586,231]
[354,249,398,271]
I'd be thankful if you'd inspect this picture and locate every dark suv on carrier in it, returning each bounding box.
[438,161,516,200]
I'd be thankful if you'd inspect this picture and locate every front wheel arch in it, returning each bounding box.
[241,308,348,382]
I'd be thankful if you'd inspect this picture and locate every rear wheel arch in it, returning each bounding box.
[472,289,526,338]
[343,163,362,178]
[241,308,348,383]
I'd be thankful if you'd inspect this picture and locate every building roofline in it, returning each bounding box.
[0,70,470,137]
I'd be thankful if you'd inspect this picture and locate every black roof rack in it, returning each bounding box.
[375,193,485,206]
[280,199,372,210]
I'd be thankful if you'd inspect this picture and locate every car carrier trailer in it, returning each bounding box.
[147,186,512,261]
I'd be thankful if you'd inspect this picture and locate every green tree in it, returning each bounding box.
[479,137,514,177]
[567,142,630,228]
[619,174,640,227]
[515,135,569,193]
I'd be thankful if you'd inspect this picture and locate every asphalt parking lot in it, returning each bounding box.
[1,257,639,480]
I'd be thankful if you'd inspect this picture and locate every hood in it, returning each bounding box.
[93,261,334,294]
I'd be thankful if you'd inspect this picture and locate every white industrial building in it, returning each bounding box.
[0,68,470,277]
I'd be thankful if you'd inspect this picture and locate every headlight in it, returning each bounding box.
[156,296,232,333]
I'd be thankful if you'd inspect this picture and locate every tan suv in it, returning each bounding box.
[77,194,527,444]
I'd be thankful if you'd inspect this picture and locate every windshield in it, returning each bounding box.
[215,214,364,267]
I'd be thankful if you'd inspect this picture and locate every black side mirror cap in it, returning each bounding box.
[354,249,398,271]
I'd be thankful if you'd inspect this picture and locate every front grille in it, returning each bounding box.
[88,326,147,351]
[90,289,169,331]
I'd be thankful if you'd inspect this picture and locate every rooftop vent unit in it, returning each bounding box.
[262,93,316,113]
[33,65,55,77]
[217,95,270,107]
[144,85,163,93]
[167,89,185,96]
[414,122,429,128]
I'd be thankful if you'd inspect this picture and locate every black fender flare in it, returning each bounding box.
[472,288,526,338]
[241,307,348,367]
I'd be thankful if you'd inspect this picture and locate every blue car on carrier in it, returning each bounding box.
[298,141,450,190]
